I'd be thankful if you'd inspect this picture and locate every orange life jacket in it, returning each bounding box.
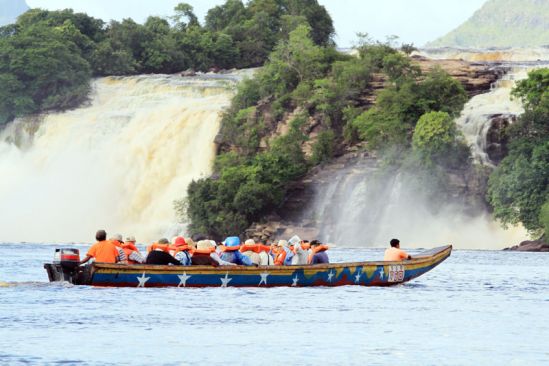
[308,245,329,264]
[239,243,271,253]
[274,247,289,265]
[122,242,138,251]
[122,247,136,264]
[170,244,190,256]
[147,243,170,253]
[221,245,240,252]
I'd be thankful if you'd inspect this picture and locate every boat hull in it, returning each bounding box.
[44,245,451,288]
[45,246,452,287]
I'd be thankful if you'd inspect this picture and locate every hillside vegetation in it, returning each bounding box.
[0,0,333,126]
[180,29,471,239]
[428,0,549,48]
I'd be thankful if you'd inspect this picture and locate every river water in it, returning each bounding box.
[0,243,547,365]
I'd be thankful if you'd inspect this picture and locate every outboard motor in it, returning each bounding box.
[44,248,80,283]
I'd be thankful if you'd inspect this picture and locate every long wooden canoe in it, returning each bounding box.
[45,245,451,287]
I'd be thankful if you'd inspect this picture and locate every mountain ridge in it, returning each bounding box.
[428,0,549,48]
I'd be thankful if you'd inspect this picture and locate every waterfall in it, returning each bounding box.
[0,73,239,243]
[455,68,526,165]
[310,164,529,249]
[306,49,549,249]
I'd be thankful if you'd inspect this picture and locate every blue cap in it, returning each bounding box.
[224,236,241,247]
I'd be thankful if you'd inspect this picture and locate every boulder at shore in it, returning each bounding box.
[504,239,549,252]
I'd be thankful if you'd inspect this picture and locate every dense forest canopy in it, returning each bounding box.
[0,0,333,126]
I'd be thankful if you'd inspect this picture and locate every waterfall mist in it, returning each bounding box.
[0,74,235,243]
[310,163,528,249]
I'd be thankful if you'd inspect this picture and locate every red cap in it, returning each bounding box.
[174,237,186,246]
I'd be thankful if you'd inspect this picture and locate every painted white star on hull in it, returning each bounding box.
[220,272,232,287]
[327,270,335,283]
[258,272,270,286]
[378,266,384,280]
[291,275,299,287]
[177,272,191,287]
[137,272,150,287]
[354,268,362,284]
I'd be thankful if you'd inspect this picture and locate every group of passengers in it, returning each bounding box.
[80,230,330,266]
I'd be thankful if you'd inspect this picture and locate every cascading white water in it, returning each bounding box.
[0,74,239,243]
[455,68,526,165]
[310,162,529,249]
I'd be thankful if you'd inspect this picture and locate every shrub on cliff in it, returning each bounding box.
[351,67,467,150]
[412,111,470,168]
[182,118,308,239]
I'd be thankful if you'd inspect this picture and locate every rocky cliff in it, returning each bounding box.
[0,0,28,26]
[244,58,503,242]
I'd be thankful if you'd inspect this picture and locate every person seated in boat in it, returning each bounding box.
[219,236,254,266]
[171,236,191,266]
[109,234,128,264]
[145,238,181,265]
[191,240,235,266]
[80,230,124,265]
[240,238,272,265]
[384,238,412,261]
[273,240,294,265]
[308,240,330,264]
[122,235,145,264]
[288,235,310,265]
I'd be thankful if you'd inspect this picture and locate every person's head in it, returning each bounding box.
[174,237,186,247]
[390,239,400,248]
[310,239,321,247]
[111,234,123,243]
[158,238,169,244]
[277,240,288,248]
[96,230,107,242]
[126,236,136,243]
[245,239,255,246]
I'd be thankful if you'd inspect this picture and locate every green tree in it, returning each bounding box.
[487,68,549,234]
[412,111,469,167]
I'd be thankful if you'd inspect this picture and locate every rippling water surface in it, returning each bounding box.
[0,243,547,365]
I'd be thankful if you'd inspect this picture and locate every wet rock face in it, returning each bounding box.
[412,55,508,97]
[485,114,516,164]
[504,239,549,252]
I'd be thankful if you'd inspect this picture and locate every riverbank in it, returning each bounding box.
[505,239,549,252]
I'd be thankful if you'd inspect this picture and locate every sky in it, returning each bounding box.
[26,0,487,47]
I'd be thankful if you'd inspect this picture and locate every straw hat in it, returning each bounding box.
[125,236,136,242]
[197,240,214,250]
[186,238,196,249]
